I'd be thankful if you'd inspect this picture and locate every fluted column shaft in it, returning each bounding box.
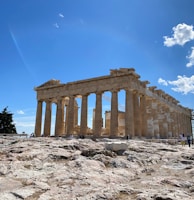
[175,112,180,137]
[35,100,43,137]
[55,98,64,136]
[171,111,176,137]
[94,92,102,137]
[125,89,134,138]
[163,106,169,138]
[133,91,141,137]
[146,98,154,138]
[180,113,184,134]
[140,94,147,137]
[66,96,75,135]
[43,100,52,136]
[110,90,118,137]
[80,94,88,136]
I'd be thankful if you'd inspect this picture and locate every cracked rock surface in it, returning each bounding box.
[0,137,194,200]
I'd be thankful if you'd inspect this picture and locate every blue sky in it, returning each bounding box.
[1,0,194,134]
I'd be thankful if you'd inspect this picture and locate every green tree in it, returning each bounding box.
[0,107,17,134]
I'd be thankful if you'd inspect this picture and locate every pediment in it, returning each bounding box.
[37,79,61,88]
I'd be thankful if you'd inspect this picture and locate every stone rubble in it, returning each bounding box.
[0,136,194,200]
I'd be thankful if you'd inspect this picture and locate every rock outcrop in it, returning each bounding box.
[0,136,194,200]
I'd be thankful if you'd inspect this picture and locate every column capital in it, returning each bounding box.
[95,91,103,95]
[81,93,90,97]
[45,98,53,103]
[110,89,119,93]
[124,87,133,92]
[133,90,139,94]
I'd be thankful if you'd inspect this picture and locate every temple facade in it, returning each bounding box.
[34,68,193,138]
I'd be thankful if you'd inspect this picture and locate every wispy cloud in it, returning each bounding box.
[186,47,194,67]
[17,110,25,115]
[59,13,64,18]
[53,23,59,29]
[163,23,194,47]
[158,75,194,94]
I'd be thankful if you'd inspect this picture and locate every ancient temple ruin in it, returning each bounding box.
[34,68,193,138]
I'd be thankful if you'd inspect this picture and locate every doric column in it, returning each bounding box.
[74,102,79,127]
[153,100,159,139]
[187,115,191,134]
[66,96,75,136]
[55,98,65,136]
[179,113,184,134]
[43,100,52,136]
[163,106,169,138]
[94,92,102,137]
[140,94,147,137]
[34,100,43,137]
[188,113,193,135]
[110,90,118,138]
[125,89,134,138]
[167,108,176,138]
[133,91,141,137]
[183,114,187,134]
[146,98,154,138]
[80,94,88,136]
[175,111,180,137]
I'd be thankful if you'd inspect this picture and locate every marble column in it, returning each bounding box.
[171,110,176,137]
[188,114,193,135]
[35,100,43,137]
[80,94,88,136]
[66,96,75,136]
[55,98,65,136]
[175,112,180,137]
[146,98,155,138]
[160,105,168,138]
[110,90,118,138]
[125,89,134,138]
[94,92,102,137]
[133,91,141,137]
[186,115,191,134]
[183,114,187,134]
[140,94,147,138]
[153,100,159,139]
[74,102,79,127]
[179,113,184,134]
[43,100,52,137]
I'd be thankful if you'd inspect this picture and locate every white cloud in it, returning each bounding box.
[163,23,194,47]
[158,78,168,86]
[53,23,59,29]
[17,110,24,114]
[186,47,194,67]
[159,75,194,94]
[59,13,64,18]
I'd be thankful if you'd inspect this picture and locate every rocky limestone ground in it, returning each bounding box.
[0,136,194,200]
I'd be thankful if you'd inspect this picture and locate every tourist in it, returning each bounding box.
[187,135,191,147]
[180,134,186,146]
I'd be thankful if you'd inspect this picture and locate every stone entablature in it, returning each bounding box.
[34,68,193,138]
[35,68,145,100]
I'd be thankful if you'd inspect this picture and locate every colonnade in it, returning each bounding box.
[35,89,146,138]
[34,68,193,138]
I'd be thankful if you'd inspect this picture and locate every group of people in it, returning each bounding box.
[180,133,193,147]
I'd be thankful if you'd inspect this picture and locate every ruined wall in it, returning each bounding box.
[34,68,192,138]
